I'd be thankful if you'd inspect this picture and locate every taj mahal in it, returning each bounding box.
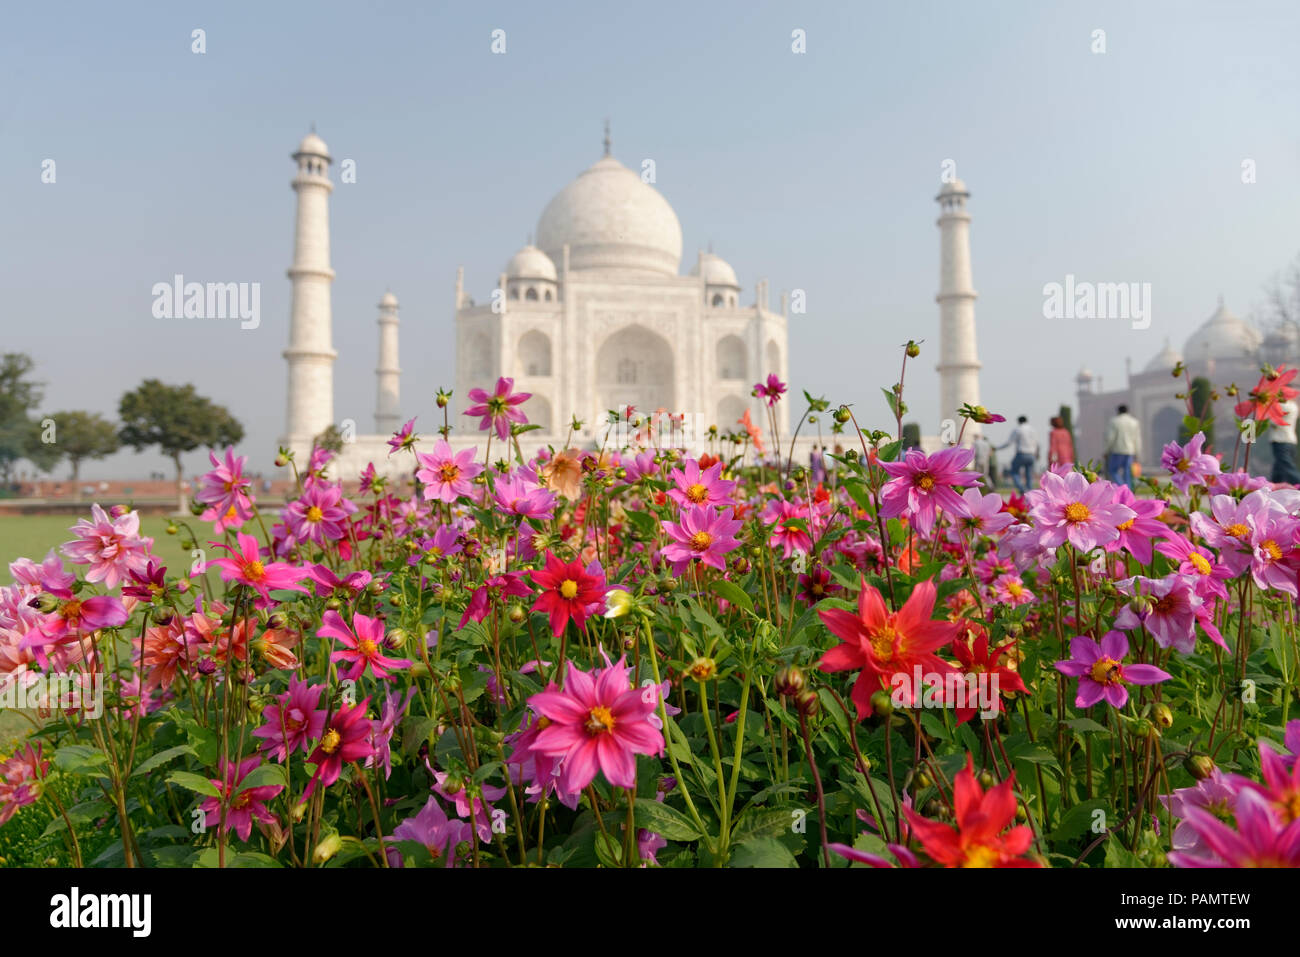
[278,128,985,475]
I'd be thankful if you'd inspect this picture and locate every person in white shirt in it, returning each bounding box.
[1269,398,1300,485]
[972,434,993,488]
[1104,404,1141,489]
[997,416,1037,493]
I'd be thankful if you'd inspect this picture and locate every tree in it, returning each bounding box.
[313,423,345,454]
[118,380,244,513]
[902,421,921,450]
[1180,376,1215,448]
[43,411,121,500]
[0,353,46,486]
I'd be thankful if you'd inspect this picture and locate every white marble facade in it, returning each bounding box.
[281,130,793,476]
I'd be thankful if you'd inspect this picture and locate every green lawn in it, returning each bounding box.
[0,514,201,585]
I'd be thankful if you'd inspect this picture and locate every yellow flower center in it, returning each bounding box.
[916,474,935,491]
[61,599,83,624]
[224,505,237,521]
[1226,523,1249,539]
[1006,580,1024,597]
[1262,539,1283,561]
[559,580,579,600]
[584,705,615,735]
[1089,656,1123,685]
[438,463,460,483]
[1189,553,1212,575]
[689,531,714,552]
[961,844,1000,868]
[869,624,898,663]
[319,728,341,755]
[245,560,265,582]
[1064,502,1091,523]
[685,483,709,503]
[232,792,252,811]
[358,638,378,658]
[305,506,324,523]
[1116,518,1135,532]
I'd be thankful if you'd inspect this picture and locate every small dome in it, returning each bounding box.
[1183,300,1260,364]
[295,131,330,160]
[690,252,739,288]
[1263,322,1300,356]
[937,178,969,197]
[1076,365,1094,381]
[536,155,683,276]
[504,245,557,282]
[1143,339,1182,373]
[379,291,399,308]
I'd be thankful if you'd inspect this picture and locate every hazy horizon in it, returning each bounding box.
[3,0,1298,481]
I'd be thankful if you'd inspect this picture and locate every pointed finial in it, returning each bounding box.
[603,118,611,157]
[310,121,316,133]
[1218,293,1225,308]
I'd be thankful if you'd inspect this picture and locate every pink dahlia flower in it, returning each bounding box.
[61,504,154,588]
[878,446,980,537]
[1028,471,1135,553]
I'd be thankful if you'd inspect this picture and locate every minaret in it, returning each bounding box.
[375,291,401,435]
[935,178,982,440]
[282,130,337,460]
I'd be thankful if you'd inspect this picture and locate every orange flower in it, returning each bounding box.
[541,449,584,500]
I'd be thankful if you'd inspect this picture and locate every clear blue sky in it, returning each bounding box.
[3,0,1298,478]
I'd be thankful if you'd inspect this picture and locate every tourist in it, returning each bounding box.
[972,433,993,488]
[997,416,1037,493]
[1269,396,1300,485]
[1048,416,1074,471]
[1104,404,1141,488]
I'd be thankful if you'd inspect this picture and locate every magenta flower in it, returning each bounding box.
[465,376,531,440]
[661,506,743,573]
[1028,471,1136,553]
[1054,630,1170,708]
[195,447,254,532]
[416,440,483,503]
[761,498,814,559]
[1247,506,1299,597]
[61,504,154,588]
[283,482,352,547]
[208,532,307,601]
[409,525,463,567]
[945,488,1015,543]
[199,756,284,842]
[1156,533,1232,601]
[1162,432,1221,494]
[667,458,736,509]
[389,796,471,867]
[305,697,374,796]
[526,658,664,792]
[1113,575,1200,654]
[322,610,410,682]
[1102,485,1170,564]
[253,676,327,762]
[431,769,507,844]
[23,592,128,666]
[387,417,419,456]
[879,446,980,536]
[1168,788,1300,868]
[367,686,416,779]
[990,572,1035,607]
[753,374,787,407]
[493,472,558,521]
[121,559,168,602]
[305,563,372,599]
[459,571,532,628]
[1159,771,1241,863]
[1189,493,1257,576]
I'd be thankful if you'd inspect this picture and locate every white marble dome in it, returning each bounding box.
[690,252,739,288]
[1183,300,1260,364]
[536,155,683,276]
[295,132,330,159]
[504,245,557,282]
[379,291,398,307]
[1143,338,1182,372]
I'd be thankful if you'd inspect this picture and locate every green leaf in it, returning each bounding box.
[167,770,220,798]
[132,744,197,777]
[635,798,704,842]
[730,836,797,868]
[1048,797,1109,845]
[729,806,797,845]
[53,745,110,779]
[709,579,754,615]
[234,763,288,795]
[594,831,623,868]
